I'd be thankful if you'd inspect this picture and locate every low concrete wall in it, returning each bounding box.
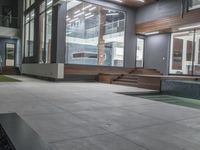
[22,63,64,79]
[0,27,19,37]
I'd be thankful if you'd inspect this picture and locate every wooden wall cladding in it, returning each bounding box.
[136,9,200,33]
[64,64,133,75]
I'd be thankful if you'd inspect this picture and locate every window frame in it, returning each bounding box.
[39,0,53,63]
[65,0,127,67]
[24,9,35,58]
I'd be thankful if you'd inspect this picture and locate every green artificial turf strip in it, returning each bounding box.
[0,75,20,82]
[119,92,200,109]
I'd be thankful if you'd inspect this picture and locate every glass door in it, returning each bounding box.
[193,30,200,75]
[6,43,15,66]
[136,38,144,68]
[170,31,194,75]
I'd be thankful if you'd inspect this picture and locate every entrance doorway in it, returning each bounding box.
[5,43,15,66]
[170,30,200,75]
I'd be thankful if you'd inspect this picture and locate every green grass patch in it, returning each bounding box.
[118,92,200,109]
[0,75,20,82]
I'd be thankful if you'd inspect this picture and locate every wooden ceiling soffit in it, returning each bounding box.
[136,9,200,34]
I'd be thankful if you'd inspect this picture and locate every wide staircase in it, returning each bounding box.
[112,68,161,88]
[1,67,21,75]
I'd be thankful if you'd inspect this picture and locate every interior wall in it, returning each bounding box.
[144,34,171,75]
[136,0,182,24]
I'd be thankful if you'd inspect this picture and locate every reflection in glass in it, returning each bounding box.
[45,8,52,63]
[193,30,200,75]
[25,23,29,57]
[39,13,45,63]
[136,38,144,68]
[189,0,200,10]
[66,0,125,67]
[6,44,15,66]
[170,31,194,75]
[29,20,34,56]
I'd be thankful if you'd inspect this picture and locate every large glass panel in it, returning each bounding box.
[30,0,35,5]
[6,44,15,66]
[26,0,30,9]
[39,13,45,63]
[193,30,200,75]
[136,38,144,68]
[66,0,125,67]
[45,8,52,63]
[189,0,200,10]
[170,31,194,75]
[25,23,29,57]
[47,0,53,8]
[29,20,34,56]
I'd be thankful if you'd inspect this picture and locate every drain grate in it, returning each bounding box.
[0,124,15,150]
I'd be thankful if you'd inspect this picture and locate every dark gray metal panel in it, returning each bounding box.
[144,34,171,75]
[161,80,200,99]
[51,1,67,63]
[136,0,182,24]
[124,9,136,68]
[0,113,52,150]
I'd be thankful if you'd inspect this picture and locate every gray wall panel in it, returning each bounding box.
[144,34,171,74]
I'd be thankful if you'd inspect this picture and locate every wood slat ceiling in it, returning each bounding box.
[106,0,157,8]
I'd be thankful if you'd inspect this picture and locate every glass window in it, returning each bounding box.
[47,0,53,8]
[25,23,29,57]
[39,13,45,63]
[26,0,30,9]
[66,0,126,67]
[193,30,200,75]
[24,10,35,58]
[170,31,195,75]
[29,20,34,56]
[45,8,52,63]
[136,38,144,68]
[39,0,53,64]
[189,0,200,10]
[31,0,35,5]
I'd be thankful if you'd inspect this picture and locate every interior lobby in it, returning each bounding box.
[0,0,200,150]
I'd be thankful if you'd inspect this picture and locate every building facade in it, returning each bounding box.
[1,0,200,79]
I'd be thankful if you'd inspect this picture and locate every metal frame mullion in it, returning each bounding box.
[191,29,196,75]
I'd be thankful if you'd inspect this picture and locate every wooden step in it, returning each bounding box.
[112,81,138,87]
[1,67,20,75]
[116,78,138,83]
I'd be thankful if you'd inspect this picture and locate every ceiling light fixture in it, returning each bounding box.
[89,7,96,11]
[145,31,159,35]
[179,24,200,30]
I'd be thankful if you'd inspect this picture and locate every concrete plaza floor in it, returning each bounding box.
[0,75,200,150]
